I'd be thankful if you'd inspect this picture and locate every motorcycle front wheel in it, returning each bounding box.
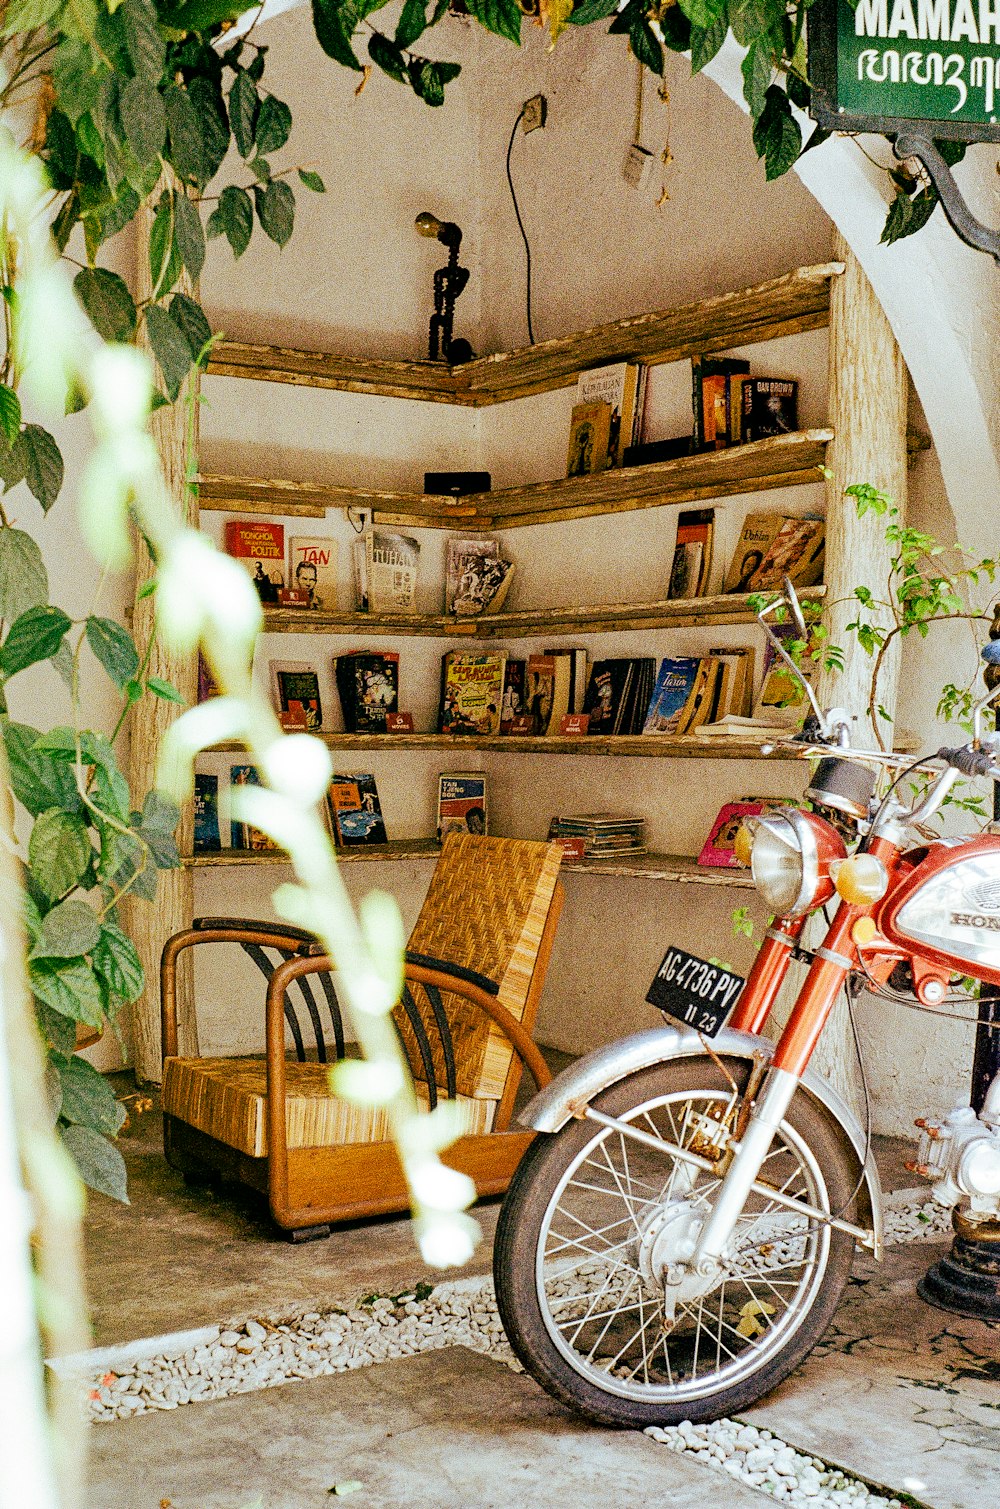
[494,1056,859,1426]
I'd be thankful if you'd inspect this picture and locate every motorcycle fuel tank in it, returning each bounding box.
[878,834,1000,987]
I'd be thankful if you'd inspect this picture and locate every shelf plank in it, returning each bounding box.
[212,733,801,760]
[184,842,756,886]
[205,263,842,406]
[259,585,827,640]
[200,430,831,534]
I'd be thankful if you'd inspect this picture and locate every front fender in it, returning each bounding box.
[522,1025,883,1258]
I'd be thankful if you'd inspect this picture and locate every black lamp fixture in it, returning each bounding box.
[414,211,473,366]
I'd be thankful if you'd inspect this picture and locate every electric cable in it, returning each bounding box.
[825,975,874,1224]
[506,109,535,346]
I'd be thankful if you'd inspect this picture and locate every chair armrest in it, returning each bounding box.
[404,950,499,997]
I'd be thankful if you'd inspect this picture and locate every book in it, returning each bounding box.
[327,773,387,847]
[500,658,526,733]
[668,508,715,599]
[576,362,644,468]
[437,772,488,840]
[366,529,419,613]
[197,652,221,703]
[696,714,800,738]
[546,652,574,731]
[741,378,798,442]
[524,653,556,734]
[567,400,612,478]
[753,622,817,725]
[445,537,515,616]
[288,536,337,610]
[677,657,721,734]
[269,660,323,732]
[707,645,755,719]
[751,516,825,590]
[193,773,220,853]
[698,799,773,868]
[439,651,506,735]
[224,520,284,603]
[583,659,634,735]
[723,511,790,594]
[229,765,281,851]
[550,813,646,858]
[642,657,702,735]
[335,651,399,733]
[692,357,750,451]
[353,536,368,612]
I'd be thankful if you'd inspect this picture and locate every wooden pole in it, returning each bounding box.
[125,193,200,1084]
[811,233,908,1106]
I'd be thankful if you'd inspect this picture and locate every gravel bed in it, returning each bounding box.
[71,1190,947,1505]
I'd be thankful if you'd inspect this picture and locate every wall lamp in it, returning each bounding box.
[415,211,473,365]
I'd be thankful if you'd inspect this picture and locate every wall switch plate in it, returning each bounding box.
[521,94,547,133]
[623,142,654,191]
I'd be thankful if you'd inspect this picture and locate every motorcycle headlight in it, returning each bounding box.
[747,808,847,918]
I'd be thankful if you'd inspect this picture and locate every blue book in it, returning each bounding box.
[643,658,702,735]
[193,774,220,853]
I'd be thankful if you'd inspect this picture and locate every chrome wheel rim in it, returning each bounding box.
[534,1088,833,1404]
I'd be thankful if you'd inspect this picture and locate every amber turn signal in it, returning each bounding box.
[831,854,888,905]
[733,822,755,867]
[851,916,879,947]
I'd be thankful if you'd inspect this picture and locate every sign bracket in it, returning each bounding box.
[894,134,1000,263]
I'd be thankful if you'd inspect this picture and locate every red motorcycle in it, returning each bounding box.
[494,580,1000,1425]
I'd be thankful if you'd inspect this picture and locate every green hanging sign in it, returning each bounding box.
[809,0,1000,141]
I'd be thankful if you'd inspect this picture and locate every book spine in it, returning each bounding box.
[691,357,703,451]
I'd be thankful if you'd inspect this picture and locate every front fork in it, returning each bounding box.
[691,901,867,1271]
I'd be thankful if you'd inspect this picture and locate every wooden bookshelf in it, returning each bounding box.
[184,843,757,886]
[199,429,833,532]
[213,732,802,760]
[259,585,827,640]
[206,263,842,406]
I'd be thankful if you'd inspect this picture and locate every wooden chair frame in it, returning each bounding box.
[160,886,562,1236]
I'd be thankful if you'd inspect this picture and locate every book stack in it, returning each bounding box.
[668,508,714,599]
[692,360,798,451]
[582,657,657,735]
[643,649,754,736]
[550,813,646,859]
[568,362,647,476]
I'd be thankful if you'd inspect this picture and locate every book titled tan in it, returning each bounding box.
[566,401,612,478]
[288,537,337,610]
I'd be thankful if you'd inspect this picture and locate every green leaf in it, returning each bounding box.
[800,122,831,158]
[2,721,83,818]
[0,528,49,623]
[148,190,174,295]
[144,304,194,401]
[187,76,230,182]
[173,191,206,281]
[255,178,295,246]
[93,921,145,1004]
[0,384,21,446]
[882,187,938,245]
[120,0,166,82]
[751,85,801,181]
[1,0,63,33]
[120,74,167,165]
[146,675,186,703]
[53,37,104,126]
[207,184,254,258]
[463,0,522,43]
[36,1002,77,1056]
[311,0,364,70]
[164,84,206,187]
[58,1056,126,1136]
[567,0,618,22]
[742,39,773,119]
[297,168,326,193]
[678,0,725,26]
[73,267,138,343]
[408,57,461,106]
[60,1123,129,1202]
[629,17,663,74]
[29,808,92,900]
[255,94,292,156]
[395,0,428,46]
[369,32,409,84]
[229,70,259,158]
[169,293,213,362]
[16,426,64,512]
[0,605,72,677]
[160,0,246,27]
[31,898,102,960]
[85,615,140,691]
[689,16,728,73]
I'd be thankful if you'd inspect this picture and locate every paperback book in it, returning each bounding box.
[437,772,488,840]
[524,654,556,735]
[229,766,281,852]
[641,657,702,735]
[439,651,506,736]
[335,651,400,733]
[269,660,323,732]
[741,378,798,442]
[583,658,656,735]
[668,508,715,599]
[576,362,645,468]
[288,537,337,610]
[193,773,220,853]
[698,799,770,868]
[366,529,420,613]
[692,357,750,451]
[752,516,825,590]
[500,658,526,733]
[549,813,646,858]
[445,537,515,617]
[224,520,285,603]
[327,773,387,847]
[753,622,818,725]
[723,512,790,593]
[567,401,612,478]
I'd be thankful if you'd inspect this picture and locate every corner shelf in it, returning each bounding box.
[184,843,757,886]
[205,262,842,406]
[258,585,827,640]
[199,429,833,532]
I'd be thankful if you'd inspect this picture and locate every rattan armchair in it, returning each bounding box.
[160,835,564,1238]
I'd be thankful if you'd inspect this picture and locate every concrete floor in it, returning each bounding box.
[82,1085,999,1509]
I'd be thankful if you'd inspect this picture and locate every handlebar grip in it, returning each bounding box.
[937,745,1000,777]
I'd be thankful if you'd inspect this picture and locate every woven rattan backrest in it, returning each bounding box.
[397,834,562,1099]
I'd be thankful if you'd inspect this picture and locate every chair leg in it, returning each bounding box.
[288,1223,332,1243]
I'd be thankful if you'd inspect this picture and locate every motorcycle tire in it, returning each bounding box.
[494,1055,860,1427]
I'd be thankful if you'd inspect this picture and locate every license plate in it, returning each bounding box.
[645,947,745,1038]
